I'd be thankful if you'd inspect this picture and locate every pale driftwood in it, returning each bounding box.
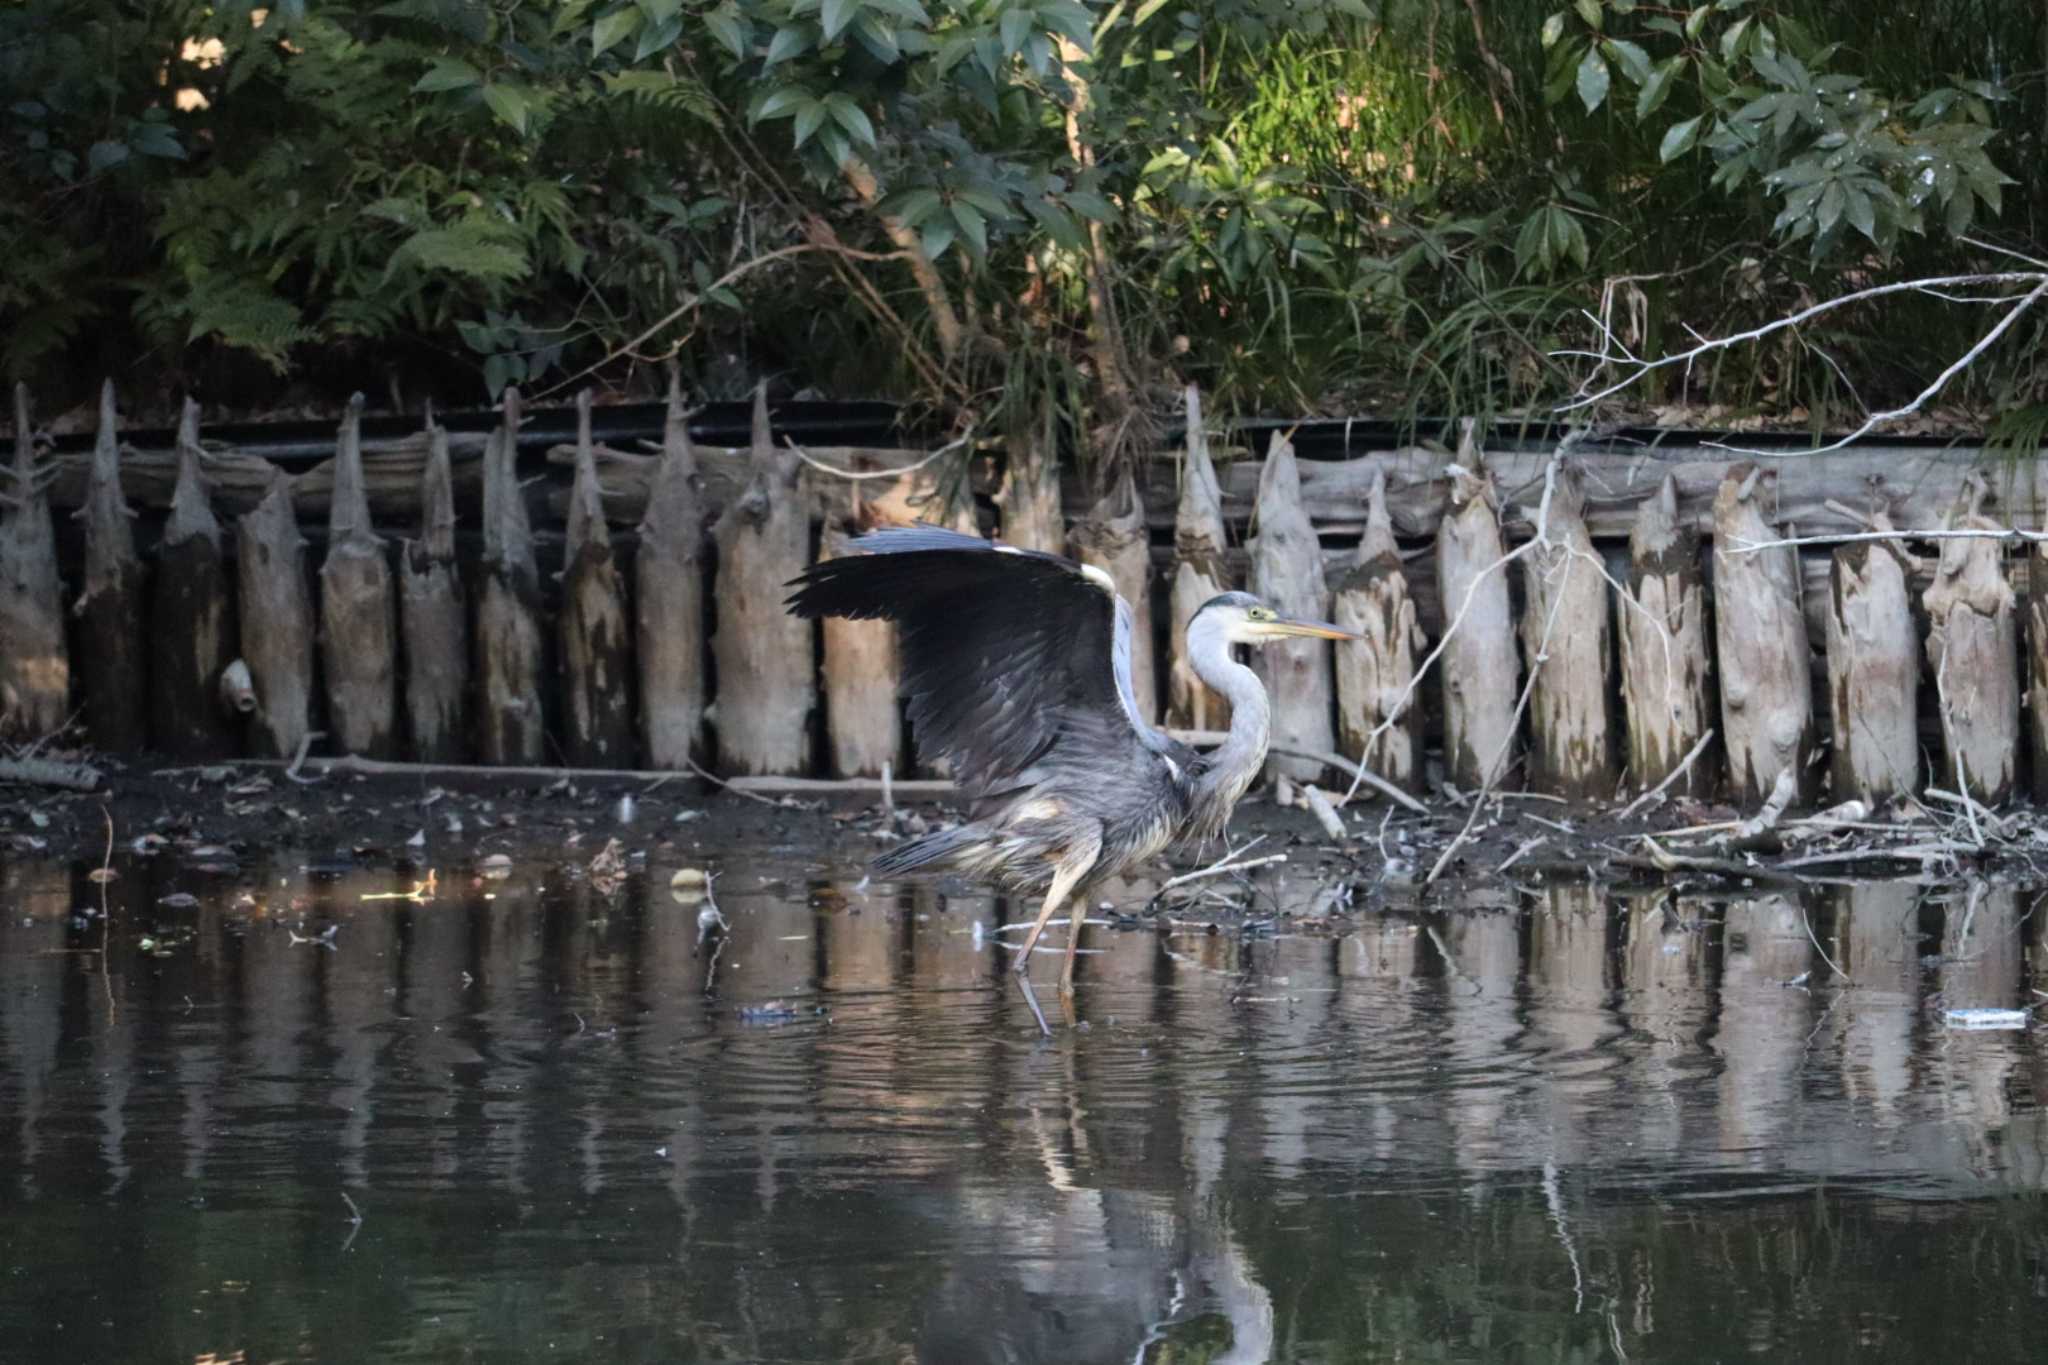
[0,755,102,791]
[150,398,237,758]
[75,379,146,751]
[237,466,315,759]
[1070,465,1156,723]
[1826,502,1920,803]
[2030,538,2048,803]
[560,390,635,766]
[1332,466,1424,792]
[398,419,468,762]
[1619,473,1714,798]
[476,390,547,764]
[711,385,813,775]
[319,396,398,757]
[817,444,973,778]
[636,372,707,769]
[1925,472,2018,805]
[1435,450,1519,790]
[1249,431,1336,783]
[1713,464,1813,806]
[1165,385,1233,731]
[1518,461,1615,800]
[0,383,67,742]
[994,400,1064,552]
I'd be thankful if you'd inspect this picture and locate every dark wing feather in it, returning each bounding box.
[786,525,1140,795]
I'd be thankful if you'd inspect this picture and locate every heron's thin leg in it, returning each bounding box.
[1059,898,1088,993]
[1013,863,1084,977]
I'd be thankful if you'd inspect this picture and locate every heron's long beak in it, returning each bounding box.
[1262,617,1362,642]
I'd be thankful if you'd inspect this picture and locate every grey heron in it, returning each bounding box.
[786,524,1359,994]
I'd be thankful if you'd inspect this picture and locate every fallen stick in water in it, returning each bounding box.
[0,756,104,791]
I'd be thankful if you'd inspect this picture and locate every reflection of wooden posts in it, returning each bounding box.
[1528,883,1615,1152]
[1166,386,1232,731]
[1712,466,1813,805]
[476,391,547,764]
[319,396,398,757]
[1825,503,1919,802]
[0,383,69,741]
[398,418,469,762]
[1619,474,1714,796]
[560,391,635,766]
[77,381,147,752]
[1333,467,1423,792]
[1618,893,1710,1147]
[1435,892,1521,1175]
[1071,467,1156,723]
[637,374,707,769]
[1835,881,1917,1123]
[151,398,237,758]
[1714,894,1812,1158]
[1519,464,1615,799]
[1250,431,1336,782]
[237,465,315,758]
[711,386,813,775]
[1934,885,2022,1153]
[1436,452,1519,790]
[1925,474,2018,804]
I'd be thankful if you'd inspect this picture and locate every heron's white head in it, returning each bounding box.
[1190,591,1361,648]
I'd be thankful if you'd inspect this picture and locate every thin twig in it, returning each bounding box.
[1616,728,1715,820]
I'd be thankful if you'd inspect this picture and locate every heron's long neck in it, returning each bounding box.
[1189,627,1271,820]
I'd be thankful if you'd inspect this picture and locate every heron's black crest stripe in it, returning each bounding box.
[785,525,1127,796]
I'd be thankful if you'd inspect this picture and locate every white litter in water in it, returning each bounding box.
[616,795,636,824]
[1943,1008,2030,1031]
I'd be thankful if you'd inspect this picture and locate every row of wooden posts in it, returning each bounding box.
[0,379,2041,810]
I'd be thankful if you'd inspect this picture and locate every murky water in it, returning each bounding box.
[2,848,2046,1363]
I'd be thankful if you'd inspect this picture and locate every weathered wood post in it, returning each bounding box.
[711,385,813,775]
[476,389,547,764]
[2028,535,2048,802]
[1332,466,1424,793]
[1165,385,1232,732]
[995,398,1064,553]
[77,380,146,752]
[1518,461,1616,799]
[1618,472,1714,798]
[1925,472,2018,804]
[398,414,469,762]
[0,383,68,741]
[150,398,237,758]
[1826,498,1920,803]
[1712,464,1813,805]
[636,371,706,770]
[237,466,314,759]
[560,390,635,766]
[1071,466,1155,722]
[319,395,398,757]
[1249,431,1336,782]
[1436,445,1519,791]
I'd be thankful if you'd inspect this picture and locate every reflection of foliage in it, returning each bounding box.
[0,0,2041,438]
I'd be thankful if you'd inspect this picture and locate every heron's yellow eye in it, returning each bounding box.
[1247,607,1275,622]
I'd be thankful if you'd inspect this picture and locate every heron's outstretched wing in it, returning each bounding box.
[786,525,1162,795]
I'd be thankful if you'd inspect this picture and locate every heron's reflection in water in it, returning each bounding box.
[0,853,2043,1363]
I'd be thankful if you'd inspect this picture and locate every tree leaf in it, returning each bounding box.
[1573,0,1602,31]
[1065,189,1117,222]
[824,94,876,146]
[793,99,827,146]
[999,8,1031,54]
[1635,56,1682,119]
[481,83,530,134]
[1576,47,1611,113]
[591,6,642,55]
[765,25,810,67]
[1540,11,1565,49]
[1659,115,1703,162]
[821,0,860,43]
[877,187,943,225]
[920,217,957,259]
[1843,186,1876,241]
[754,86,809,121]
[950,200,987,255]
[703,5,750,58]
[87,140,129,175]
[414,59,483,93]
[1601,38,1653,86]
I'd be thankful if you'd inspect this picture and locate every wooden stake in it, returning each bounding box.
[319,395,398,757]
[237,465,315,759]
[1826,499,1920,803]
[1618,472,1714,799]
[1712,463,1813,806]
[1435,443,1519,790]
[1925,472,2018,805]
[1519,462,1616,799]
[636,369,707,770]
[76,379,146,752]
[560,390,635,766]
[0,383,68,742]
[2029,536,2048,803]
[476,389,547,764]
[1249,431,1337,783]
[1070,465,1156,722]
[149,398,237,758]
[711,384,814,775]
[1165,385,1232,732]
[398,415,469,762]
[1332,466,1424,792]
[994,397,1064,552]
